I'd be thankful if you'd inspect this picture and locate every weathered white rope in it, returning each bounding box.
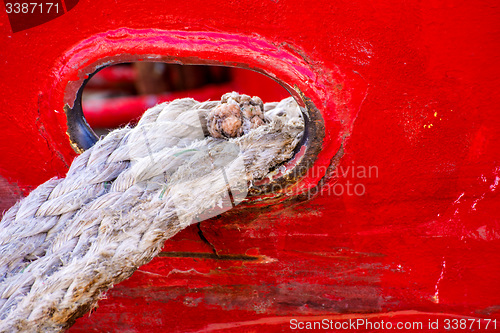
[0,93,304,332]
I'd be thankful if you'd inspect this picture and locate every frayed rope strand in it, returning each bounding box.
[0,93,303,332]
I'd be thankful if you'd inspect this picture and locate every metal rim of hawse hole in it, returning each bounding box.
[64,71,100,153]
[64,65,325,199]
[246,92,325,198]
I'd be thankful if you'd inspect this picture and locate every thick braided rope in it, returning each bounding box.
[0,95,304,332]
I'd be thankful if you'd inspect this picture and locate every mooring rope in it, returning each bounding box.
[0,93,304,332]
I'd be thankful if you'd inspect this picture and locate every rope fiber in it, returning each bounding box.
[0,93,304,332]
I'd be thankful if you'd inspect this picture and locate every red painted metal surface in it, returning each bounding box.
[0,0,499,332]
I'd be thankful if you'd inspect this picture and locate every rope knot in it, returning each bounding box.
[207,92,266,138]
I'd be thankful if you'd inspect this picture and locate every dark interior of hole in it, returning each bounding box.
[68,63,311,174]
[81,63,293,132]
[64,62,322,196]
[82,64,232,105]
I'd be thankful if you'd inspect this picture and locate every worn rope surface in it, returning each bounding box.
[0,93,304,332]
